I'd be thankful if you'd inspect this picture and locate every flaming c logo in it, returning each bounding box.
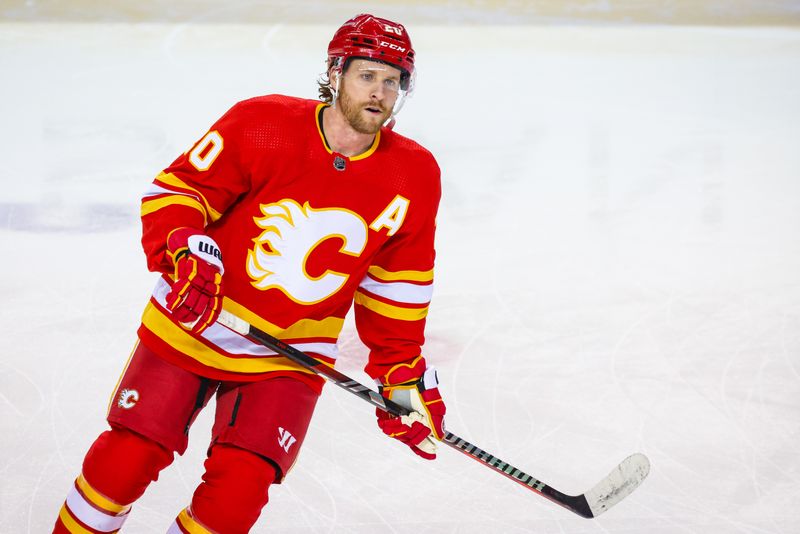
[246,200,368,304]
[117,389,139,409]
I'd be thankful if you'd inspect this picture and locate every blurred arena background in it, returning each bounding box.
[3,0,800,25]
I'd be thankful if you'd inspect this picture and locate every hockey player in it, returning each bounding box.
[53,13,445,534]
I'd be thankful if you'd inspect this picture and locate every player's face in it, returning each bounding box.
[337,59,402,134]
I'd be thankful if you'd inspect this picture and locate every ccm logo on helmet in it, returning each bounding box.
[380,41,406,52]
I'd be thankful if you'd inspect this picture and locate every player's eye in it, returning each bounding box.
[360,72,374,82]
[384,79,399,90]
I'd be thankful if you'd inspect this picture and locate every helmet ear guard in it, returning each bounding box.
[327,58,343,108]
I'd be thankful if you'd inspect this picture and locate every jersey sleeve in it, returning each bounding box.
[141,102,251,274]
[355,159,442,381]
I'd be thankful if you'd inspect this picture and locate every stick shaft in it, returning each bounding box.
[217,310,645,519]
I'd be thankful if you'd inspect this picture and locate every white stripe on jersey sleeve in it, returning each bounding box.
[142,183,198,199]
[358,275,433,304]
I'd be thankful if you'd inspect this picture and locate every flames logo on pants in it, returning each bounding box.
[117,388,139,409]
[246,199,368,304]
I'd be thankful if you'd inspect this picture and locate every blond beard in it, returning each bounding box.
[337,88,392,135]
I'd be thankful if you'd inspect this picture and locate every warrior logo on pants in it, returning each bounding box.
[277,427,297,453]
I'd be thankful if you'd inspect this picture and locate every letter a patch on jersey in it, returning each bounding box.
[370,195,409,236]
[277,427,297,453]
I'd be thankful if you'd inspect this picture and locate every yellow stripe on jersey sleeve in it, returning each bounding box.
[141,303,318,374]
[223,298,345,341]
[155,171,223,222]
[141,195,208,225]
[76,474,131,514]
[367,265,434,283]
[355,291,429,321]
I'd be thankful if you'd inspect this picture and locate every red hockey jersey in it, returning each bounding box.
[138,95,440,392]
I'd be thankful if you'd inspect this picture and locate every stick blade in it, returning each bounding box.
[584,453,650,517]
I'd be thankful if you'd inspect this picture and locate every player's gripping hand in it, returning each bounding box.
[165,227,224,334]
[376,356,446,460]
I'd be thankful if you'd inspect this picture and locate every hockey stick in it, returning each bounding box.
[217,310,650,518]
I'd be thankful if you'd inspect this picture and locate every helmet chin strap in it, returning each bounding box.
[383,99,404,130]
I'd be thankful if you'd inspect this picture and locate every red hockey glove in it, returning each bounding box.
[165,228,224,335]
[376,356,446,460]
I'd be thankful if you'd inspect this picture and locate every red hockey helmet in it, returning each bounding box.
[327,14,415,87]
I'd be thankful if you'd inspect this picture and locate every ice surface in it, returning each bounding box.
[1,20,799,533]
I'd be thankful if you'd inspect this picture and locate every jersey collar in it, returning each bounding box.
[315,103,381,161]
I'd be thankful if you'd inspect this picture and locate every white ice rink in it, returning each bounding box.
[2,13,800,534]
